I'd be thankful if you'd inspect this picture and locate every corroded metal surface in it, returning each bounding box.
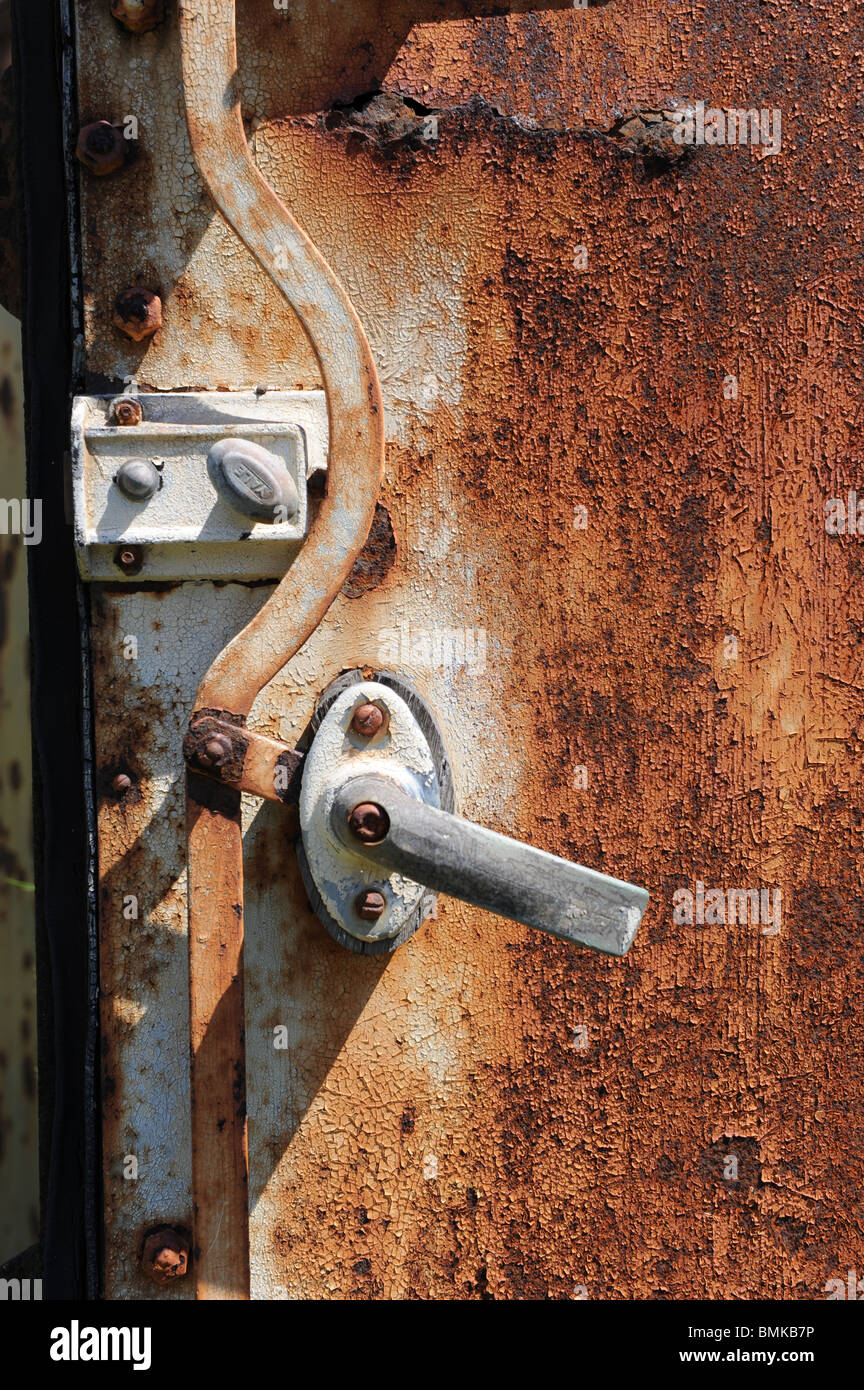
[0,304,37,1264]
[82,0,864,1300]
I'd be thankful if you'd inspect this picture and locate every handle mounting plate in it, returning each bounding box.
[297,672,453,954]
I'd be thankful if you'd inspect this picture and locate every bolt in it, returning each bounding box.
[110,395,143,427]
[347,802,390,845]
[110,0,165,33]
[355,889,386,922]
[140,1228,189,1287]
[351,703,385,739]
[197,734,232,771]
[115,545,143,574]
[111,772,132,796]
[114,287,162,342]
[76,121,126,176]
[115,457,161,501]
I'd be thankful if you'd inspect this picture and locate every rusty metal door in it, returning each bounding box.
[25,0,864,1303]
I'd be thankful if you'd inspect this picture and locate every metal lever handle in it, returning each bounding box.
[331,774,648,957]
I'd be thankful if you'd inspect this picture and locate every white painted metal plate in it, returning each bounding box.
[299,681,442,947]
[71,391,328,580]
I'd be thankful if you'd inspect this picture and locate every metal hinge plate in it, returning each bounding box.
[71,391,329,581]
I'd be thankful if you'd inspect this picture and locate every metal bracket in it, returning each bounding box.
[71,390,328,581]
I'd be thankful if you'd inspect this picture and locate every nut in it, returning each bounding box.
[140,1228,189,1287]
[350,703,385,739]
[76,121,126,176]
[355,890,386,922]
[115,545,143,574]
[347,802,390,845]
[110,395,143,427]
[110,0,165,33]
[114,288,162,342]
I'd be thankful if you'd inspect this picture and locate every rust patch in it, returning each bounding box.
[342,502,397,599]
[324,90,440,150]
[606,108,692,170]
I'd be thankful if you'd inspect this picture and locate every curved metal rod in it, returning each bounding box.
[177,0,384,1300]
[178,0,384,717]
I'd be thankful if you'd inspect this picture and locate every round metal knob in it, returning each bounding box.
[207,438,299,522]
[115,457,162,501]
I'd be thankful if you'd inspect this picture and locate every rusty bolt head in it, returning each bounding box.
[140,1228,189,1287]
[114,288,162,342]
[197,734,232,771]
[350,702,386,739]
[110,395,143,427]
[111,773,132,796]
[115,545,143,574]
[76,121,126,176]
[355,889,386,922]
[110,0,165,33]
[347,802,390,845]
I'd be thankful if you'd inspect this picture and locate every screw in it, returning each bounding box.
[347,802,390,845]
[111,772,132,796]
[114,287,162,342]
[140,1228,189,1287]
[110,395,143,427]
[115,545,143,574]
[110,0,165,33]
[76,121,126,176]
[355,889,386,922]
[351,703,385,739]
[197,734,232,771]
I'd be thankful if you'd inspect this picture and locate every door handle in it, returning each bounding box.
[329,774,646,957]
[295,673,649,955]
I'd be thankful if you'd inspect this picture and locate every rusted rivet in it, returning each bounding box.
[114,288,162,342]
[347,802,390,845]
[110,395,143,427]
[350,702,386,739]
[110,0,165,33]
[140,1228,189,1287]
[76,121,126,176]
[355,889,386,922]
[111,773,132,796]
[197,734,232,771]
[115,545,143,574]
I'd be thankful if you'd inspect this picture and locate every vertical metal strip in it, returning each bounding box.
[186,773,249,1300]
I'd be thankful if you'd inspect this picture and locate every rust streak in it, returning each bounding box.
[186,771,249,1301]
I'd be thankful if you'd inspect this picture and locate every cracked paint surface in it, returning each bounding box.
[81,0,864,1299]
